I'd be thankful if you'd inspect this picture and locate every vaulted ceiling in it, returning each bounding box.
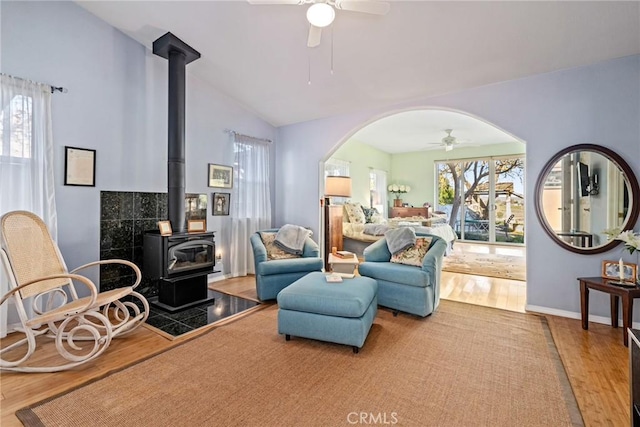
[76,1,640,130]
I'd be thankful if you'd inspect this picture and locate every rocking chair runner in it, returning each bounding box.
[0,211,149,372]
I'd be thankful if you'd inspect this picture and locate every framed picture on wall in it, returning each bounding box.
[64,146,96,186]
[212,193,230,216]
[208,164,233,188]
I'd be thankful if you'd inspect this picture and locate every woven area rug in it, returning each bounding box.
[17,301,581,427]
[443,251,526,281]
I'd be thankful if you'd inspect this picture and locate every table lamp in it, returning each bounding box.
[325,176,352,205]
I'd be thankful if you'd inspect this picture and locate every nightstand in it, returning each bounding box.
[328,253,359,276]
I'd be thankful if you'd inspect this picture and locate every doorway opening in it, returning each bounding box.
[321,108,527,313]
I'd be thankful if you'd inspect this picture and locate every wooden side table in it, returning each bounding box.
[579,276,640,346]
[328,253,359,276]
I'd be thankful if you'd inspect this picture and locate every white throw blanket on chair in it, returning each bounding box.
[275,224,311,255]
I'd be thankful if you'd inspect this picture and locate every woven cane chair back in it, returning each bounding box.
[1,211,69,298]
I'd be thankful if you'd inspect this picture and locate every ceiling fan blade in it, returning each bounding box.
[334,0,390,15]
[307,25,322,47]
[247,0,305,4]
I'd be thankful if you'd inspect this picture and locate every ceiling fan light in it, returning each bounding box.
[307,3,335,28]
[445,144,453,152]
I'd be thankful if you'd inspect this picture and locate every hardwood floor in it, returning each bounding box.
[0,275,629,426]
[441,241,526,313]
[440,271,526,313]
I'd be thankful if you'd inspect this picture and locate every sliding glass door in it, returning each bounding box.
[436,156,525,244]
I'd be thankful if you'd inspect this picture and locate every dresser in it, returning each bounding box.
[389,207,429,218]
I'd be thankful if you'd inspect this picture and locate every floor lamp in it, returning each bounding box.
[324,176,352,269]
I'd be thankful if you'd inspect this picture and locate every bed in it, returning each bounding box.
[341,207,457,258]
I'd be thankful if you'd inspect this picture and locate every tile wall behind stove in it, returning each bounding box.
[99,191,207,298]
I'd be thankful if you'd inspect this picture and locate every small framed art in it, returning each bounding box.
[187,219,206,233]
[158,221,173,236]
[212,192,230,216]
[208,164,233,188]
[64,146,96,186]
[601,259,637,282]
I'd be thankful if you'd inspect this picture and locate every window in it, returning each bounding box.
[227,134,272,277]
[232,141,271,219]
[1,74,57,338]
[0,94,33,159]
[369,169,388,218]
[435,156,525,244]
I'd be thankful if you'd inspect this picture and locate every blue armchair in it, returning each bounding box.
[250,228,324,301]
[358,233,447,317]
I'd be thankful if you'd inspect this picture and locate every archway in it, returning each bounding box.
[321,107,527,312]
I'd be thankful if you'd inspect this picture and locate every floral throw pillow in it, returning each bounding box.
[361,206,380,223]
[259,232,300,260]
[344,202,366,224]
[390,237,433,267]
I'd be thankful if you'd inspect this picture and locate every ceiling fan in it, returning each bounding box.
[247,0,391,47]
[428,129,469,152]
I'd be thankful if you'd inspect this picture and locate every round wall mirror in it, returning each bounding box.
[535,144,640,254]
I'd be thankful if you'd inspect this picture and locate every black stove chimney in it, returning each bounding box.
[152,32,201,233]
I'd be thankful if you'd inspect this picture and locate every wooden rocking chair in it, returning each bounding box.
[0,211,149,372]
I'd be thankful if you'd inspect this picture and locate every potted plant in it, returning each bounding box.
[388,184,411,207]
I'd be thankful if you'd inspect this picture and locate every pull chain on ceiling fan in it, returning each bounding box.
[248,0,390,47]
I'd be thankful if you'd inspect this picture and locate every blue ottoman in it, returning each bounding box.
[277,272,378,353]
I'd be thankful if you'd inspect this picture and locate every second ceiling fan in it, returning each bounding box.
[248,0,391,47]
[427,129,472,152]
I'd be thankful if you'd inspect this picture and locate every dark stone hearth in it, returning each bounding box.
[144,290,260,338]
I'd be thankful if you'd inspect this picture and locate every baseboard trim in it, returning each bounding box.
[526,304,640,329]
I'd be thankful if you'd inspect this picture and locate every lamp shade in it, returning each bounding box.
[307,3,335,28]
[325,176,352,198]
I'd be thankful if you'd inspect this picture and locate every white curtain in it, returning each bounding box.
[370,169,388,218]
[227,134,272,277]
[0,74,57,338]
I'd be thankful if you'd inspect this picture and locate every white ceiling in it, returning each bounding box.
[76,0,640,131]
[350,109,521,153]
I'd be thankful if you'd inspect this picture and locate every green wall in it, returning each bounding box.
[333,140,525,211]
[330,140,391,206]
[391,142,525,208]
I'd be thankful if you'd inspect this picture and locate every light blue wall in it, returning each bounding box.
[277,55,640,321]
[1,1,277,278]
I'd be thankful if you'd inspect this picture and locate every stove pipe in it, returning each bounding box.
[152,33,201,233]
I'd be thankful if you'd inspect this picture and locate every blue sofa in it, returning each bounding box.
[358,233,447,317]
[250,228,324,301]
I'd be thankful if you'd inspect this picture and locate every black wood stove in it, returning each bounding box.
[143,231,216,309]
[142,32,216,311]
